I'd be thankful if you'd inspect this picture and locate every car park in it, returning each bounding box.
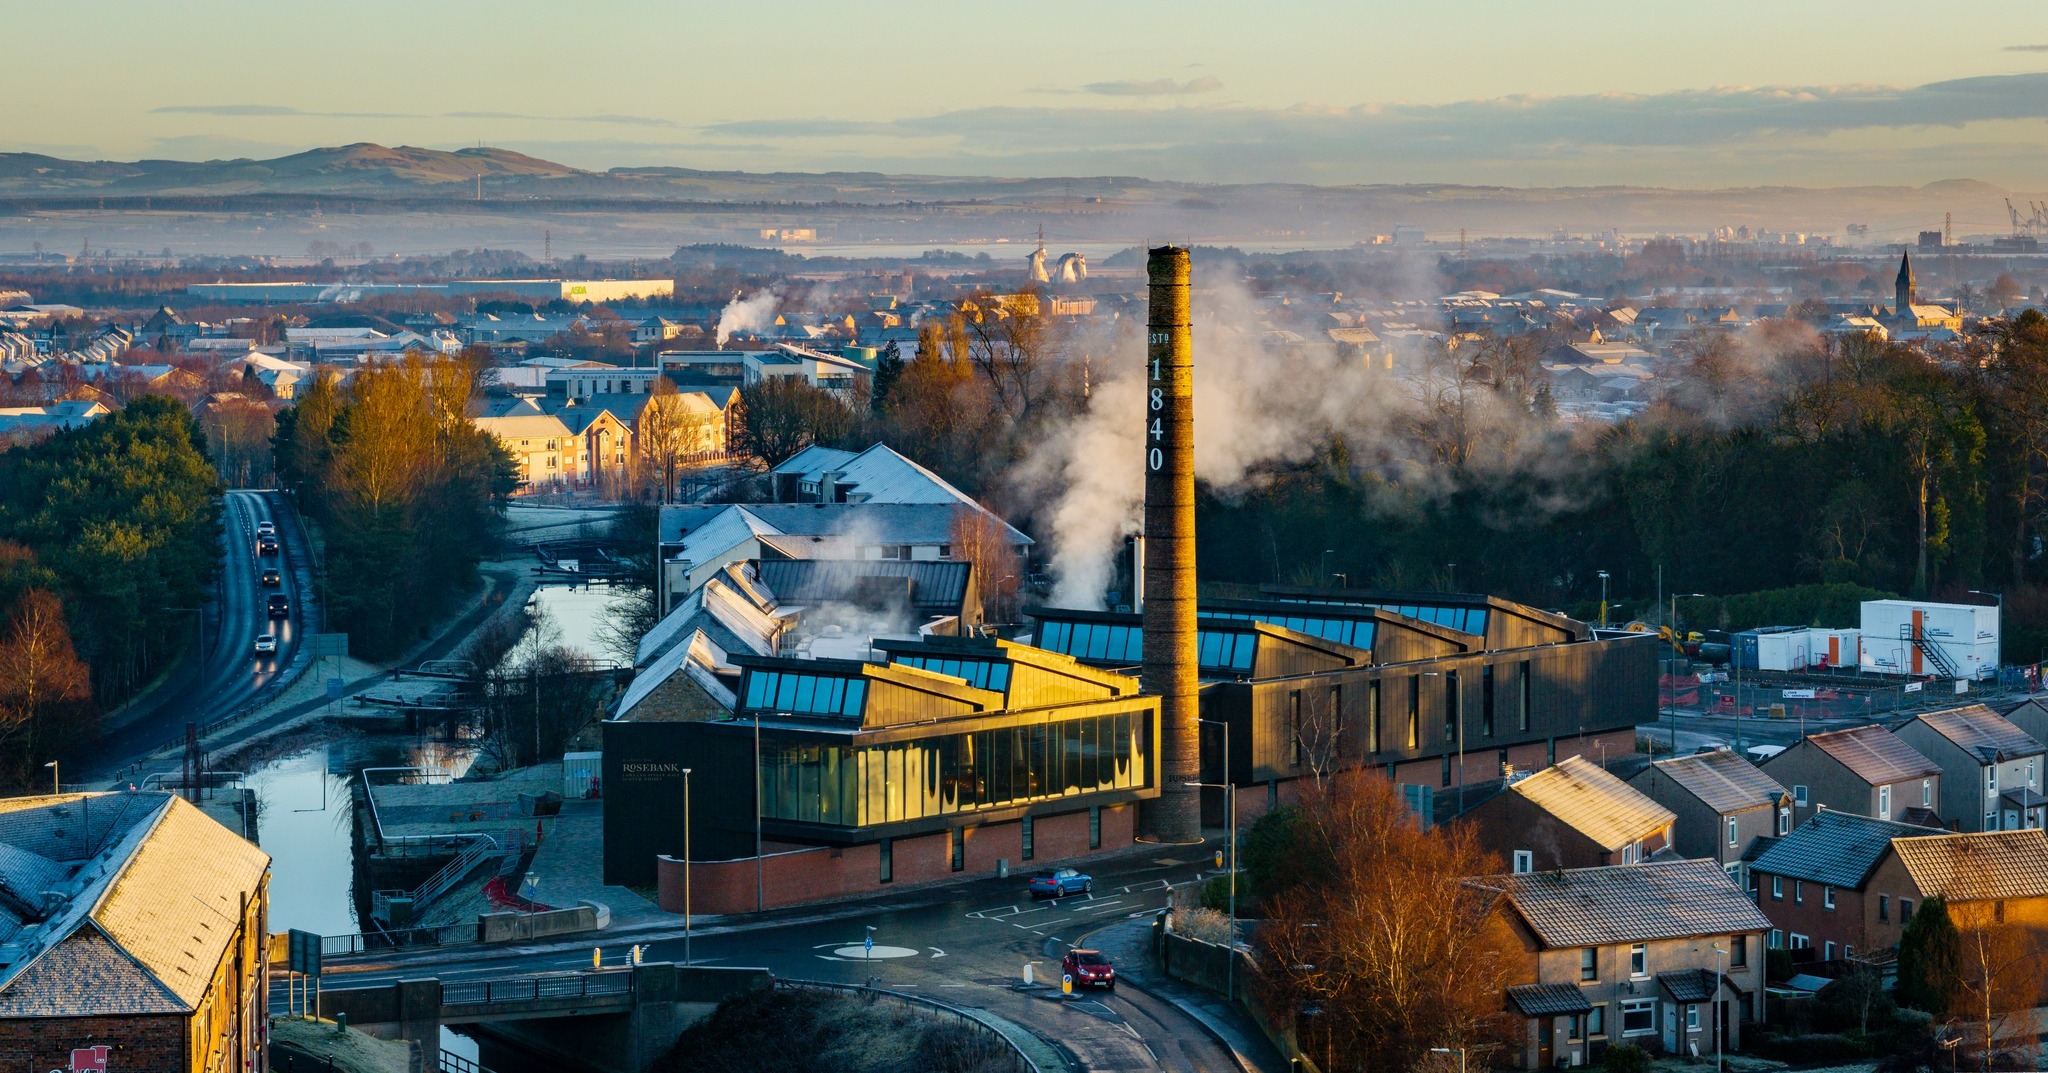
[1028,867,1092,898]
[252,634,276,655]
[1061,949,1115,989]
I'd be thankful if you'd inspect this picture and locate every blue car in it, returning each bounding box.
[1028,868,1092,898]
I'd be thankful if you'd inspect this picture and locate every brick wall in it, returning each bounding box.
[0,1016,185,1072]
[657,804,1136,914]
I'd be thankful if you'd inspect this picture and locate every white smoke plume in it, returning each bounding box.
[715,289,780,347]
[1020,264,1565,608]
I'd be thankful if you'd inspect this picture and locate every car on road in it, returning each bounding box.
[255,521,276,538]
[261,568,281,587]
[267,595,289,619]
[257,536,278,556]
[1028,868,1092,898]
[1745,744,1787,763]
[252,634,276,656]
[1061,948,1115,989]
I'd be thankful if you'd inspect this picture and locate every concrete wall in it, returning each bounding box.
[657,804,1135,915]
[479,905,600,943]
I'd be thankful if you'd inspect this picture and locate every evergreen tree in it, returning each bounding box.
[1897,894,1960,1014]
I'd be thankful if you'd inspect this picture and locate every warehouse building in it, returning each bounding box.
[603,587,1656,910]
[0,792,270,1073]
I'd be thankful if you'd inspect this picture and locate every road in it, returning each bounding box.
[74,489,309,782]
[292,852,1251,1072]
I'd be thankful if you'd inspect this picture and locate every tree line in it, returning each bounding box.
[273,354,516,659]
[0,396,221,787]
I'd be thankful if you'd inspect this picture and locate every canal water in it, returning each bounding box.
[247,581,620,1066]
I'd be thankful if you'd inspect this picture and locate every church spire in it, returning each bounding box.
[1896,250,1916,314]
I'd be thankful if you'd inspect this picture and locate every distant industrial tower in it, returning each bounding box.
[1140,246,1200,843]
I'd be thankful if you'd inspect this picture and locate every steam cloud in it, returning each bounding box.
[715,289,780,347]
[1018,265,1573,608]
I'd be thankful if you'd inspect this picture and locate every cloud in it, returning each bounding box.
[156,105,676,127]
[1082,76,1224,97]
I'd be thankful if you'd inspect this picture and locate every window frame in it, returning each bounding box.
[1727,816,1739,847]
[1514,850,1534,875]
[1620,999,1656,1037]
[1580,946,1597,981]
[1629,942,1648,979]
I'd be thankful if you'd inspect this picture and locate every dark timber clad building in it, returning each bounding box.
[604,587,1655,909]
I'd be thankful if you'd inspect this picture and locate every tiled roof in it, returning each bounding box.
[1802,725,1942,785]
[1510,755,1675,850]
[1508,983,1592,1016]
[0,926,184,1016]
[1658,969,1718,1003]
[1495,859,1770,949]
[1750,810,1926,888]
[1644,750,1787,815]
[1891,829,2048,903]
[1911,705,2045,764]
[93,796,269,1007]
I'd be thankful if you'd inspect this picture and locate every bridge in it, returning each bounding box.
[314,961,771,1073]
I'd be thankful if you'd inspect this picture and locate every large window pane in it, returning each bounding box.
[1115,713,1133,788]
[842,680,866,716]
[1062,721,1084,793]
[793,675,818,713]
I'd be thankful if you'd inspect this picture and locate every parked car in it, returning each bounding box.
[261,568,281,587]
[252,634,277,655]
[267,595,289,619]
[257,536,278,556]
[1028,868,1092,898]
[1061,948,1115,989]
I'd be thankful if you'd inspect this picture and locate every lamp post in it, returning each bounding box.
[1597,570,1611,628]
[1430,1046,1467,1073]
[1318,549,1335,585]
[1713,943,1727,1073]
[754,713,764,913]
[1670,594,1706,756]
[43,761,57,794]
[682,767,693,966]
[1183,776,1235,996]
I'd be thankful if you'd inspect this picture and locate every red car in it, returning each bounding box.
[1061,948,1115,990]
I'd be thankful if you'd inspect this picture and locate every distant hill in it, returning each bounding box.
[0,143,2036,241]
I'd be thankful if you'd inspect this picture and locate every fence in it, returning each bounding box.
[320,922,478,957]
[442,969,634,1007]
[1666,671,2020,728]
[774,978,1052,1073]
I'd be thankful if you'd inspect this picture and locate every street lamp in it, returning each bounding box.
[1712,943,1727,1073]
[1669,594,1706,756]
[1189,715,1238,998]
[754,714,764,913]
[682,767,693,966]
[1431,1046,1467,1073]
[43,761,57,795]
[1318,549,1336,585]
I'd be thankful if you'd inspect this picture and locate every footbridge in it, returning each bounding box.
[314,962,771,1073]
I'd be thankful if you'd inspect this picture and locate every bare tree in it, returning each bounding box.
[1957,922,2042,1069]
[1256,771,1517,1073]
[638,377,690,503]
[948,505,1021,625]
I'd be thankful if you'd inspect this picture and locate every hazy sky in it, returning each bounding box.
[10,0,2048,187]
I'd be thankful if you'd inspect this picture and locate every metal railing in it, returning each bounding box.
[436,1052,496,1073]
[442,968,634,1007]
[410,836,501,909]
[775,978,1045,1073]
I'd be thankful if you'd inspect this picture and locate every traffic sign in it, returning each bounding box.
[287,929,321,978]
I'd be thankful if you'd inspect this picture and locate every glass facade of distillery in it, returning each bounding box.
[1035,619,1258,674]
[741,669,869,719]
[759,709,1147,827]
[890,654,1013,692]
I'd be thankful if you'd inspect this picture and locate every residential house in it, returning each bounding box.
[1463,755,1676,872]
[473,413,581,493]
[1496,859,1770,1068]
[1760,724,1942,826]
[551,396,640,487]
[1628,750,1791,882]
[1897,704,2047,832]
[1872,828,2048,933]
[1748,810,1928,960]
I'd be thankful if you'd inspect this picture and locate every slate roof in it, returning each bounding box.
[772,443,988,510]
[0,793,267,1016]
[659,503,1030,550]
[755,558,972,616]
[1508,983,1593,1016]
[1910,705,2045,764]
[1749,810,1925,889]
[1508,755,1675,850]
[1891,829,2048,903]
[1800,724,1942,785]
[1658,969,1718,1003]
[1495,859,1770,949]
[1643,750,1787,815]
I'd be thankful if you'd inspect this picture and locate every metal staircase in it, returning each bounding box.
[373,835,502,924]
[1900,623,1960,679]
